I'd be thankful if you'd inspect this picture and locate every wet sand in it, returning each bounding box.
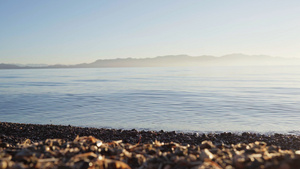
[1,122,300,168]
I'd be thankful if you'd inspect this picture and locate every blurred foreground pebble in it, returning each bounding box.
[1,135,300,169]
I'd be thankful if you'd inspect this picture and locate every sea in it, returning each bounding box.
[1,66,300,135]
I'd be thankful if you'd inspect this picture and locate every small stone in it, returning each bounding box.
[225,165,234,169]
[0,143,9,148]
[96,140,102,147]
[200,140,215,149]
[200,149,214,160]
[43,145,50,151]
[90,145,98,152]
[188,154,197,161]
[0,160,7,169]
[233,155,246,169]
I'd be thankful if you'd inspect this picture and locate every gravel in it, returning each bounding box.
[1,122,300,169]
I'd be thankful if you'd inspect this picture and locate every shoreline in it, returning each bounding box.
[1,122,300,150]
[1,122,300,168]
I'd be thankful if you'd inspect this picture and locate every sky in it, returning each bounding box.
[0,0,300,64]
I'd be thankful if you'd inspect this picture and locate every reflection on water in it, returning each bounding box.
[0,66,300,134]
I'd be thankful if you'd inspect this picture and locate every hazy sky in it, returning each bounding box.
[1,0,300,64]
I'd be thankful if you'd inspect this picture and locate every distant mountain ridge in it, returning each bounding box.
[1,54,300,69]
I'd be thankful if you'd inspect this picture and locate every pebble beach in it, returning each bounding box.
[1,122,300,169]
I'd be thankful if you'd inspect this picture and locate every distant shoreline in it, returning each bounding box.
[2,54,300,69]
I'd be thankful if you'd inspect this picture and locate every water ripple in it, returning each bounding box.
[0,66,300,134]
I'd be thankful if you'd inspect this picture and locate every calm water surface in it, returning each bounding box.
[1,66,300,134]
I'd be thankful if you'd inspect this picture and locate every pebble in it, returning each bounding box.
[200,149,214,160]
[0,160,7,169]
[1,122,300,168]
[0,138,299,169]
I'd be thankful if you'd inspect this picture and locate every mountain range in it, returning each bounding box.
[1,54,300,69]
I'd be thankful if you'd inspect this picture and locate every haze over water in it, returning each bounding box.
[1,66,300,135]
